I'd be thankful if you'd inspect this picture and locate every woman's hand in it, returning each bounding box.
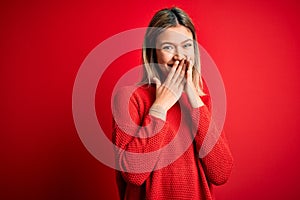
[152,60,186,111]
[184,58,204,108]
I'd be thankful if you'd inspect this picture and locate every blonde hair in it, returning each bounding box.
[141,7,205,96]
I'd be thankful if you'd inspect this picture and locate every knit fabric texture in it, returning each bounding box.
[112,84,233,200]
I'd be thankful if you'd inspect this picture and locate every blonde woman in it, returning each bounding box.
[113,7,233,200]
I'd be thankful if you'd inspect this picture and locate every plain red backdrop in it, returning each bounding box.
[1,0,300,199]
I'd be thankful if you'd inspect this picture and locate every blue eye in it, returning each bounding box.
[162,45,174,50]
[183,43,193,48]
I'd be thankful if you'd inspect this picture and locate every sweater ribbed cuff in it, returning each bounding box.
[149,104,167,121]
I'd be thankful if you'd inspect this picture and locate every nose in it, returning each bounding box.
[173,47,186,61]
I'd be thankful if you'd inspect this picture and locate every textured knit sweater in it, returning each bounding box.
[112,84,233,200]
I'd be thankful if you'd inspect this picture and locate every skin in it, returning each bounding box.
[156,25,195,77]
[151,25,204,115]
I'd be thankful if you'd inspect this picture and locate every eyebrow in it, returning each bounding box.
[159,39,193,46]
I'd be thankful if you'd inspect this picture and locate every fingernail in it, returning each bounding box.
[175,61,179,65]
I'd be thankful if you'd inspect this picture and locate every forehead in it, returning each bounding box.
[156,25,193,43]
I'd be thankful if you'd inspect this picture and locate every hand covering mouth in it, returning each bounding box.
[167,60,187,68]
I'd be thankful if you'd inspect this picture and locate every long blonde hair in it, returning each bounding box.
[141,7,205,96]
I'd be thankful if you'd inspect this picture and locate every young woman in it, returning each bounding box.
[112,7,233,200]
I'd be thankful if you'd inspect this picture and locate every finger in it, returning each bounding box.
[187,57,193,71]
[179,74,186,88]
[172,59,185,82]
[176,61,186,85]
[165,60,179,84]
[182,62,187,74]
[186,58,193,80]
[152,77,161,89]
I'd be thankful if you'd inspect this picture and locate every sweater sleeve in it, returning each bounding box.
[191,96,234,186]
[112,87,171,186]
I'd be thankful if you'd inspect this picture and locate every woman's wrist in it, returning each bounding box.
[149,104,167,121]
[185,82,204,108]
[189,96,204,108]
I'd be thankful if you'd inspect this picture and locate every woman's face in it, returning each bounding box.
[155,25,194,77]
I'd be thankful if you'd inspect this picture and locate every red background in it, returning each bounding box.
[1,0,300,199]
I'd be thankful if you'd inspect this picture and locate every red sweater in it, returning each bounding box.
[112,84,233,200]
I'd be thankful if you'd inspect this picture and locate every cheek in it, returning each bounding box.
[187,49,195,57]
[188,51,195,63]
[156,50,173,64]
